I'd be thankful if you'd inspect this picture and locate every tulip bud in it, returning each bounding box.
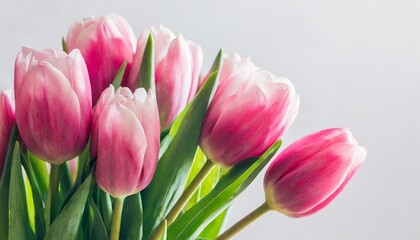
[125,26,203,129]
[91,86,160,198]
[66,14,136,104]
[199,53,299,167]
[264,128,367,218]
[14,48,92,164]
[0,90,15,177]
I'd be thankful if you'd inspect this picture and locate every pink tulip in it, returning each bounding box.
[125,26,203,129]
[66,14,136,104]
[91,86,160,198]
[264,128,367,218]
[199,53,299,167]
[14,47,92,164]
[0,90,15,176]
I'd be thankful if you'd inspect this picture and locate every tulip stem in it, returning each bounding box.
[110,197,125,240]
[216,202,271,240]
[46,164,61,227]
[168,159,215,224]
[150,160,215,239]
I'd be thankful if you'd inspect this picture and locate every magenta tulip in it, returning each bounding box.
[264,128,366,218]
[14,48,92,164]
[0,90,15,176]
[66,14,136,104]
[199,53,299,167]
[125,26,203,129]
[91,86,160,198]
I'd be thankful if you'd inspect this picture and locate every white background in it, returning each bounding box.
[1,1,419,239]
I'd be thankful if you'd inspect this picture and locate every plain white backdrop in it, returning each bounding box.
[1,1,419,239]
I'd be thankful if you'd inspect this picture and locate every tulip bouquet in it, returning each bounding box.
[0,13,366,240]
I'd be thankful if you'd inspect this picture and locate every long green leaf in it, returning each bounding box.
[209,49,223,74]
[184,148,222,211]
[45,174,93,240]
[112,61,128,88]
[141,71,219,239]
[62,37,68,53]
[27,152,49,201]
[0,125,18,239]
[9,142,33,239]
[137,33,155,91]
[88,199,109,240]
[99,189,113,234]
[120,193,143,240]
[167,140,282,240]
[21,153,46,240]
[199,208,229,239]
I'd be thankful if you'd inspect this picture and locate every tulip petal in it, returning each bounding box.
[95,103,147,198]
[16,62,81,162]
[202,71,295,166]
[269,143,362,216]
[294,146,366,217]
[265,128,355,183]
[155,37,192,128]
[133,89,160,190]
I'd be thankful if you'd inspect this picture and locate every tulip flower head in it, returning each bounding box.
[14,47,92,164]
[264,128,366,218]
[199,53,299,167]
[66,13,136,104]
[0,90,15,177]
[91,86,160,198]
[125,26,203,129]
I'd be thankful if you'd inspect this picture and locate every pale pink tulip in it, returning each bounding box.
[199,53,299,167]
[91,86,160,198]
[125,26,203,129]
[66,14,136,104]
[14,48,92,164]
[0,90,15,176]
[264,128,366,218]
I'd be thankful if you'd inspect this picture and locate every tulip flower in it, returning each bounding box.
[14,47,92,164]
[199,53,299,167]
[0,90,15,177]
[217,128,366,239]
[264,128,367,217]
[91,85,160,198]
[125,26,203,129]
[66,14,136,104]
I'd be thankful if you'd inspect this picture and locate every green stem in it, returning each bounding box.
[168,160,215,224]
[110,197,125,240]
[46,164,61,227]
[150,160,215,239]
[216,202,271,240]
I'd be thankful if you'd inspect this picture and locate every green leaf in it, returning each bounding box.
[161,220,167,240]
[120,193,143,240]
[167,140,282,240]
[9,142,33,239]
[112,61,128,88]
[99,189,113,234]
[21,153,46,240]
[61,146,93,210]
[209,49,223,74]
[59,162,72,202]
[27,152,49,201]
[141,71,219,239]
[24,175,35,232]
[184,148,221,211]
[0,125,18,240]
[88,199,109,240]
[199,208,229,239]
[137,33,155,91]
[45,174,93,240]
[62,37,68,53]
